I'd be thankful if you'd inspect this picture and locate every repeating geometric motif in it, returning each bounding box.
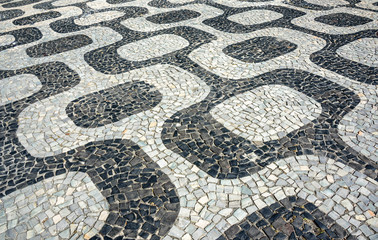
[0,0,377,239]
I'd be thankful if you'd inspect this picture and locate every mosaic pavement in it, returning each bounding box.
[0,0,377,239]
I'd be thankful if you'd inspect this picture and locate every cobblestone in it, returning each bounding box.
[0,0,376,239]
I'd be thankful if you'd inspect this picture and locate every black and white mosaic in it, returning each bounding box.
[12,10,61,25]
[218,196,355,240]
[0,0,377,239]
[284,0,351,10]
[161,68,376,180]
[222,36,297,63]
[26,34,93,57]
[0,9,24,21]
[2,0,41,8]
[0,27,42,52]
[146,9,200,24]
[314,12,373,27]
[66,81,162,128]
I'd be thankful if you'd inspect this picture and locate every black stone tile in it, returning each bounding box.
[225,225,241,238]
[259,207,273,218]
[142,222,158,233]
[247,213,260,223]
[263,227,275,238]
[256,220,268,228]
[274,232,287,240]
[304,203,316,212]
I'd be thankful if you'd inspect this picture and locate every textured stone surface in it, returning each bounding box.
[227,9,283,25]
[26,35,93,58]
[66,81,162,128]
[0,9,24,21]
[336,38,378,68]
[218,196,355,240]
[74,10,124,26]
[0,34,14,46]
[291,7,377,35]
[223,36,297,63]
[210,85,322,143]
[12,11,61,25]
[315,13,373,27]
[117,34,189,61]
[0,172,109,239]
[0,74,42,106]
[52,0,87,7]
[146,9,200,24]
[305,0,349,7]
[0,0,377,239]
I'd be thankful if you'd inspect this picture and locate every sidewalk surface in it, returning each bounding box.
[0,0,377,239]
